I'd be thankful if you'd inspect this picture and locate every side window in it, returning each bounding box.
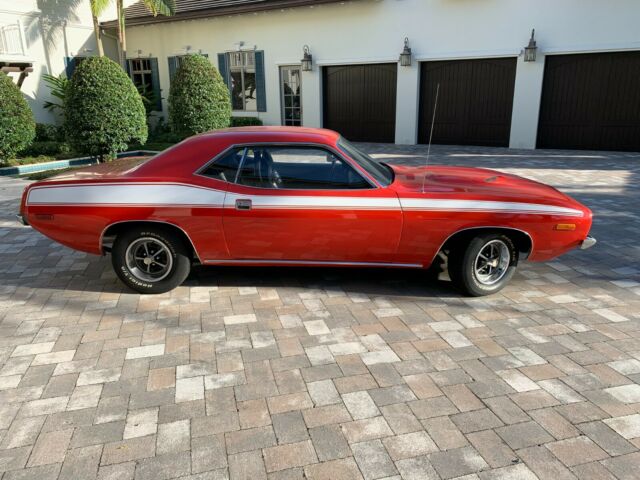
[236,146,371,190]
[201,148,244,182]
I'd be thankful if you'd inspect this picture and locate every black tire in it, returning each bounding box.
[111,226,191,294]
[448,233,518,297]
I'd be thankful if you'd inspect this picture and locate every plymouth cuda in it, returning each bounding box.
[18,127,595,296]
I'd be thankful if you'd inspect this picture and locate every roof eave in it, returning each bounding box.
[101,0,351,28]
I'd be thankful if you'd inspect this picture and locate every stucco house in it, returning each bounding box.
[3,0,640,151]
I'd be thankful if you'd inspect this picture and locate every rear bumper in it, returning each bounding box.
[580,235,597,250]
[16,214,28,226]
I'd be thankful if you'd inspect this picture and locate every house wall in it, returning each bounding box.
[0,0,129,123]
[122,0,640,148]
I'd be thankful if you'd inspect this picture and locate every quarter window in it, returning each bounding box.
[200,148,244,182]
[236,146,371,190]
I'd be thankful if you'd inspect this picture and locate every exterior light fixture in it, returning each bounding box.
[524,29,537,62]
[301,45,313,71]
[399,37,412,67]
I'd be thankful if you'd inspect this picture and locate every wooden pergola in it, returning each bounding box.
[1,62,34,88]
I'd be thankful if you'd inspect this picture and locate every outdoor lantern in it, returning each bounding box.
[301,45,313,71]
[524,29,537,62]
[399,37,412,67]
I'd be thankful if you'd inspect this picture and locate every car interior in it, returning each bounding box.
[203,146,372,189]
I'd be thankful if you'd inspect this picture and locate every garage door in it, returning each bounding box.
[418,58,517,147]
[537,51,640,151]
[323,64,397,143]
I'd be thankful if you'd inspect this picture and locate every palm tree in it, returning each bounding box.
[116,0,176,67]
[90,0,111,56]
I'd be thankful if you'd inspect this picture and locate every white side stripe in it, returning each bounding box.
[27,183,583,217]
[27,184,226,207]
[224,193,400,210]
[400,198,583,217]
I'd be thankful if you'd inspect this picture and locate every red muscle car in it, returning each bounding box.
[18,127,595,296]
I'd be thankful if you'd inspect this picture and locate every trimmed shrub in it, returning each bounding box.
[35,123,63,142]
[64,56,147,160]
[169,54,231,135]
[0,72,36,160]
[20,141,72,158]
[230,116,263,127]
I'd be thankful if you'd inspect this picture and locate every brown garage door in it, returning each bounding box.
[537,51,640,151]
[323,64,397,143]
[418,58,517,147]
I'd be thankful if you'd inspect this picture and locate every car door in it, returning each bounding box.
[221,145,402,263]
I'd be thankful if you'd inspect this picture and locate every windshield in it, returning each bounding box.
[337,138,394,187]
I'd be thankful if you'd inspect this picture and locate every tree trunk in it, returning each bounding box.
[92,14,104,57]
[116,0,127,68]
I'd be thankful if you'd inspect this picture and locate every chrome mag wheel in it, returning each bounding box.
[125,237,173,283]
[473,239,511,286]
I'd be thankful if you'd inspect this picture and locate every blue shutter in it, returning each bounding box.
[149,57,162,111]
[255,50,266,112]
[64,56,76,79]
[168,56,178,83]
[217,53,230,91]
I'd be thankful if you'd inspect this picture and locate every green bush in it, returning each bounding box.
[0,72,36,161]
[35,123,63,142]
[169,54,231,135]
[20,140,72,157]
[230,116,263,127]
[64,56,147,160]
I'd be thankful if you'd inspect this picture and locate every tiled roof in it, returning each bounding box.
[102,0,350,27]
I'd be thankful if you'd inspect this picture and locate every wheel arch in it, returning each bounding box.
[438,226,534,262]
[100,220,200,261]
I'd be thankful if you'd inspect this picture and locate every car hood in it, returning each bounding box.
[389,164,587,211]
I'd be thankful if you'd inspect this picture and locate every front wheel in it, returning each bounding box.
[112,226,191,294]
[448,233,518,296]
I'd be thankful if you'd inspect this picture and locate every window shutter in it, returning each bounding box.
[255,50,266,112]
[217,53,230,91]
[168,56,178,83]
[149,57,162,111]
[64,56,76,79]
[125,59,132,77]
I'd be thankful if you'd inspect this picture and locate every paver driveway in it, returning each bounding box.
[0,144,639,480]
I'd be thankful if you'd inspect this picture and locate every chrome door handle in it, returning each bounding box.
[235,199,252,210]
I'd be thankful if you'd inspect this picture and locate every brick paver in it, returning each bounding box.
[0,144,639,479]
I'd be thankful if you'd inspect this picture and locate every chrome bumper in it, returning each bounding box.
[580,235,597,250]
[16,214,28,226]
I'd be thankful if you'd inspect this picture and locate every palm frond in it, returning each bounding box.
[90,0,111,17]
[143,0,176,17]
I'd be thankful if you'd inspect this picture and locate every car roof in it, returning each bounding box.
[193,126,341,142]
[133,127,342,179]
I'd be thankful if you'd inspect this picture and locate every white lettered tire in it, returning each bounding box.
[112,226,191,294]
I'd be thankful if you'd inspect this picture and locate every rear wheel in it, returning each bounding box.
[112,226,191,294]
[448,233,518,296]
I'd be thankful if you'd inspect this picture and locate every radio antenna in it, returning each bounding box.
[421,82,440,193]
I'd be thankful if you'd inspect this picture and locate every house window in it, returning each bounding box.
[280,66,302,126]
[229,51,257,111]
[129,58,153,96]
[127,58,162,111]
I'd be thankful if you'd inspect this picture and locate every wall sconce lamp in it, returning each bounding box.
[523,29,537,62]
[399,37,412,67]
[301,45,313,71]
